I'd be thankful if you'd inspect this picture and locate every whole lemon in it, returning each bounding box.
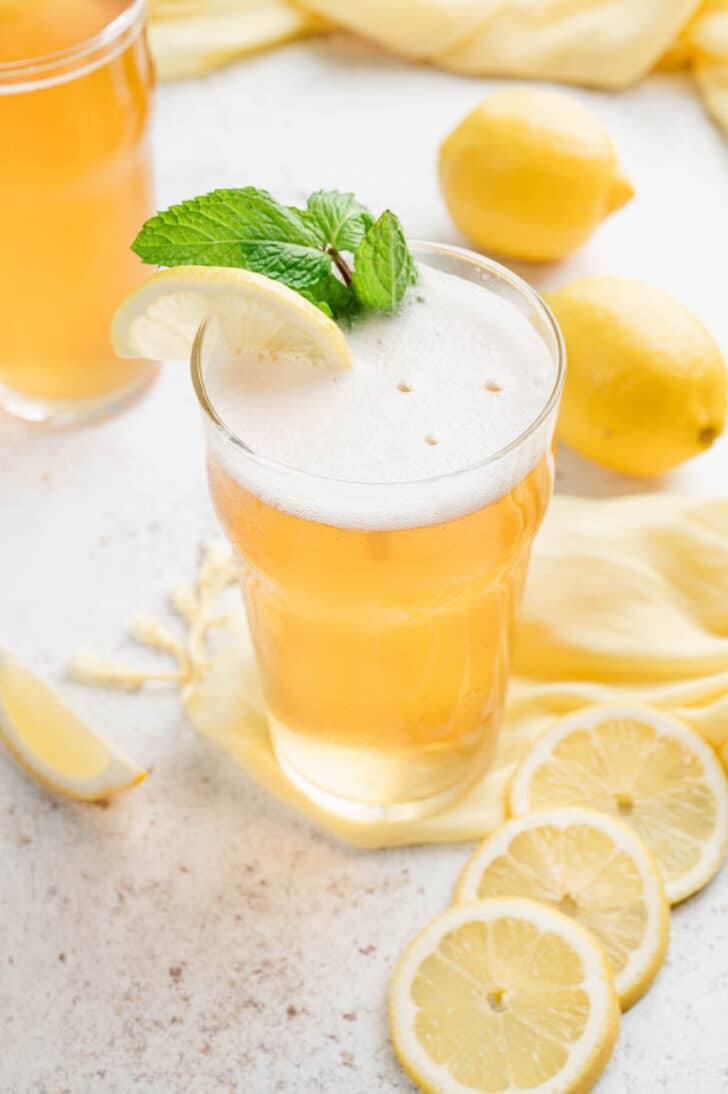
[439,87,634,262]
[547,277,727,477]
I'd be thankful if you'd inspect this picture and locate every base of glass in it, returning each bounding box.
[0,365,158,428]
[270,715,491,823]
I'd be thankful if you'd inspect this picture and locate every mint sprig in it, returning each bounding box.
[300,274,361,322]
[132,187,416,320]
[306,190,373,253]
[351,212,417,314]
[131,188,330,290]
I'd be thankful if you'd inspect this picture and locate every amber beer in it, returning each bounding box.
[193,245,565,820]
[0,0,156,425]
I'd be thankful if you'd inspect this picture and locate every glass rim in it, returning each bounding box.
[191,240,567,491]
[0,0,146,92]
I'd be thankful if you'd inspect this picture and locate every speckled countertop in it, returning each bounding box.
[2,33,728,1094]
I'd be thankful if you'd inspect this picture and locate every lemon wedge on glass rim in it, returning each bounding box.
[0,651,146,800]
[390,896,620,1094]
[111,265,353,368]
[509,705,728,904]
[456,807,669,1010]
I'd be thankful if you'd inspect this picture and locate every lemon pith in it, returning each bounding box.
[0,651,146,801]
[390,897,620,1094]
[439,86,633,262]
[111,265,353,369]
[509,704,728,904]
[456,807,669,1010]
[547,277,727,477]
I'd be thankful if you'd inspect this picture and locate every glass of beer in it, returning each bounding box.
[192,243,565,821]
[0,0,157,426]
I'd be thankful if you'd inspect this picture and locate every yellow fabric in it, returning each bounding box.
[147,0,325,79]
[299,0,500,59]
[146,0,728,139]
[686,2,728,131]
[180,494,728,849]
[431,1,700,89]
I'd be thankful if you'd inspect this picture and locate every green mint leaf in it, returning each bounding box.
[131,188,331,290]
[229,240,330,291]
[306,190,374,253]
[308,298,334,319]
[300,274,361,323]
[132,187,415,320]
[351,211,417,314]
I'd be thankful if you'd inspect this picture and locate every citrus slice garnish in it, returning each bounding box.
[390,896,619,1094]
[456,808,669,1009]
[509,705,728,904]
[0,651,146,801]
[111,265,353,368]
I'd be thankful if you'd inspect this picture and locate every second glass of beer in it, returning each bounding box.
[0,0,156,426]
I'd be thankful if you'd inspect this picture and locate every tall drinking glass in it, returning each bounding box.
[192,244,565,822]
[0,0,157,426]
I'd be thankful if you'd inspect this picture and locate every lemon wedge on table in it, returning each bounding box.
[390,897,619,1094]
[509,705,728,904]
[0,652,146,801]
[456,808,669,1010]
[111,266,353,368]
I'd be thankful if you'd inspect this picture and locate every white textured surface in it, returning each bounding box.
[1,33,728,1093]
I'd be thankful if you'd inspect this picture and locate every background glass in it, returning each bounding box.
[0,0,157,426]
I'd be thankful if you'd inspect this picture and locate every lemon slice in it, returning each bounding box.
[111,265,352,368]
[0,652,147,801]
[390,896,619,1094]
[509,705,728,904]
[456,808,669,1010]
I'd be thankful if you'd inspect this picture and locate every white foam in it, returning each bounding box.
[202,264,560,530]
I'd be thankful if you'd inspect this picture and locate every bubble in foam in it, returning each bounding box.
[203,264,558,530]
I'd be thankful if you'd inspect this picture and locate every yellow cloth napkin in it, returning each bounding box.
[146,0,728,138]
[683,1,728,131]
[305,0,700,89]
[73,494,728,849]
[147,0,325,79]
